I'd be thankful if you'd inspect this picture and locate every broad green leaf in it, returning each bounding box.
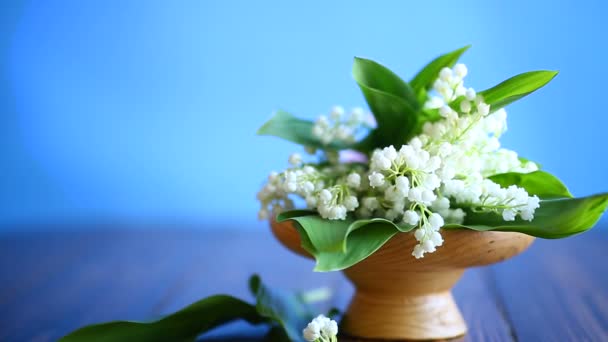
[352,57,420,148]
[489,170,572,199]
[410,45,471,92]
[60,295,265,342]
[352,57,418,106]
[257,110,351,150]
[61,275,324,342]
[479,70,558,111]
[249,275,315,342]
[278,212,414,271]
[280,215,354,254]
[445,193,608,239]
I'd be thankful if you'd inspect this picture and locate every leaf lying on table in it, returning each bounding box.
[59,296,263,342]
[249,275,316,342]
[277,211,414,272]
[445,193,608,239]
[60,275,327,342]
[279,193,608,271]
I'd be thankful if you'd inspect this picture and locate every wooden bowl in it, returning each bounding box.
[270,219,535,340]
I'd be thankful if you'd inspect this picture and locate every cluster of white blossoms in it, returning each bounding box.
[256,153,364,221]
[258,63,541,259]
[302,314,339,342]
[312,106,369,145]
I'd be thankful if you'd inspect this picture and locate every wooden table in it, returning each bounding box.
[1,224,607,341]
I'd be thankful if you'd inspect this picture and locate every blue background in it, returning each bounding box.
[1,0,607,230]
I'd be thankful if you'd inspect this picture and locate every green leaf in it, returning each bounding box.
[257,110,351,150]
[446,193,608,239]
[479,70,558,111]
[278,212,414,271]
[352,57,419,148]
[410,45,471,92]
[489,170,572,199]
[61,275,323,342]
[353,57,418,105]
[249,275,315,342]
[60,295,265,342]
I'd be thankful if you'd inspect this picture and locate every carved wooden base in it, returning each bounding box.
[270,219,535,341]
[342,290,466,340]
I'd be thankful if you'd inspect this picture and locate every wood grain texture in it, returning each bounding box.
[0,224,606,341]
[490,230,608,341]
[271,219,535,340]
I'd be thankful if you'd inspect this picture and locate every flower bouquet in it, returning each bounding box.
[257,46,608,340]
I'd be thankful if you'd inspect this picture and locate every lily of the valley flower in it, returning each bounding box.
[302,314,338,342]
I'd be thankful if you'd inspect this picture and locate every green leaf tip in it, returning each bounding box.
[488,170,572,199]
[410,45,471,92]
[480,70,558,111]
[448,193,608,239]
[248,273,261,295]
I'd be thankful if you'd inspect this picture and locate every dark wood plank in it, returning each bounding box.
[1,226,607,341]
[161,229,346,339]
[454,268,515,342]
[0,228,238,341]
[491,228,608,341]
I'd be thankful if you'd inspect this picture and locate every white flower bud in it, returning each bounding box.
[460,100,472,113]
[369,172,385,187]
[465,88,476,101]
[428,213,445,230]
[395,176,410,192]
[302,321,321,342]
[258,209,269,220]
[412,244,425,259]
[350,107,365,122]
[344,195,359,211]
[421,189,437,203]
[319,189,332,203]
[431,231,444,246]
[312,125,324,138]
[322,319,339,337]
[302,181,315,194]
[330,105,345,120]
[478,103,490,116]
[423,239,436,253]
[347,173,361,188]
[383,145,398,161]
[285,182,297,192]
[453,63,468,78]
[268,171,279,181]
[288,153,302,166]
[414,228,426,241]
[439,105,452,118]
[362,197,379,210]
[403,210,420,225]
[502,209,517,221]
[408,187,423,202]
[439,67,453,81]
